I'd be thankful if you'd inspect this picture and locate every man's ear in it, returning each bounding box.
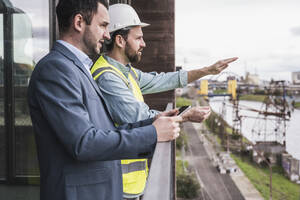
[115,35,126,48]
[73,13,85,32]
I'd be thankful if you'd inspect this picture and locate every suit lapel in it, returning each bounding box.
[53,42,104,99]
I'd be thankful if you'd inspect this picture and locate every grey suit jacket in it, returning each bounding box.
[28,42,157,200]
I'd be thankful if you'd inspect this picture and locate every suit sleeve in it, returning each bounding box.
[118,118,154,130]
[32,59,157,161]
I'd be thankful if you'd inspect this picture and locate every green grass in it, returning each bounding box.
[294,102,300,109]
[176,131,188,151]
[176,160,200,199]
[239,94,266,102]
[176,97,192,107]
[176,160,189,175]
[213,89,227,94]
[226,127,233,134]
[176,149,181,158]
[232,154,300,200]
[215,135,222,145]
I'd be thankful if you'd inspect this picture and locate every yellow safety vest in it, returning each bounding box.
[91,56,147,195]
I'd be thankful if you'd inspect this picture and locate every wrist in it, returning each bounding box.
[181,114,188,122]
[203,66,211,75]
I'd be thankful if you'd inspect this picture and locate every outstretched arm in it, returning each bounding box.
[188,57,238,83]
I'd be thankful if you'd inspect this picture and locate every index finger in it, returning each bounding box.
[199,106,210,110]
[171,116,183,123]
[166,109,179,116]
[223,57,238,64]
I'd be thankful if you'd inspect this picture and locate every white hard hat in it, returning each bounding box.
[108,4,150,33]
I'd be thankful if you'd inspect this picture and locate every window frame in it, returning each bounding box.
[0,0,56,185]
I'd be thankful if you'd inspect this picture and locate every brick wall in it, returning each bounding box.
[131,0,175,111]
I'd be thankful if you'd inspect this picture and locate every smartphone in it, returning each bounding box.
[178,105,191,115]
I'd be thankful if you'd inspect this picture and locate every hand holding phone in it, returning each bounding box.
[178,105,191,116]
[181,106,211,123]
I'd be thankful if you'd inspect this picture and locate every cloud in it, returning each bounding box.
[291,26,300,36]
[176,0,300,81]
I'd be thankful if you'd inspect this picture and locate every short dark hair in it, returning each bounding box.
[56,0,108,34]
[105,28,131,52]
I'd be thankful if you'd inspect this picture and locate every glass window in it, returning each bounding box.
[9,0,49,178]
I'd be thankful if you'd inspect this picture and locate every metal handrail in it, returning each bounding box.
[143,103,175,200]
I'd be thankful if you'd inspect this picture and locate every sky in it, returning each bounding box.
[175,0,300,82]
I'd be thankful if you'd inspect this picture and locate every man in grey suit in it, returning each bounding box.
[28,0,181,199]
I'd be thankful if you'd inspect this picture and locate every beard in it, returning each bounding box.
[83,27,102,59]
[125,43,142,63]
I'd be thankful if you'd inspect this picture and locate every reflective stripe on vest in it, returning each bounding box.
[92,66,130,87]
[91,56,147,195]
[122,161,146,174]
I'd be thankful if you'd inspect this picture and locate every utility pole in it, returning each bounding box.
[221,100,228,152]
[269,162,272,200]
[258,151,273,200]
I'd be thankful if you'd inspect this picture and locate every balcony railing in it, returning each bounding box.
[143,103,175,200]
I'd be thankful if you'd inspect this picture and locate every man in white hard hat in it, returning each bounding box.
[28,1,185,200]
[90,3,237,199]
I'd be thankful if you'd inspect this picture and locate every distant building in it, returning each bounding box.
[292,71,300,85]
[244,72,260,85]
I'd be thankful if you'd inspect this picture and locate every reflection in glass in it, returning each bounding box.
[13,13,33,127]
[13,12,33,126]
[9,0,49,178]
[0,13,5,180]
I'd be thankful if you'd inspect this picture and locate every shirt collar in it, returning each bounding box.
[57,40,93,73]
[103,55,131,77]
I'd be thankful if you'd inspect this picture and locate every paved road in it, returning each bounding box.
[183,122,245,200]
